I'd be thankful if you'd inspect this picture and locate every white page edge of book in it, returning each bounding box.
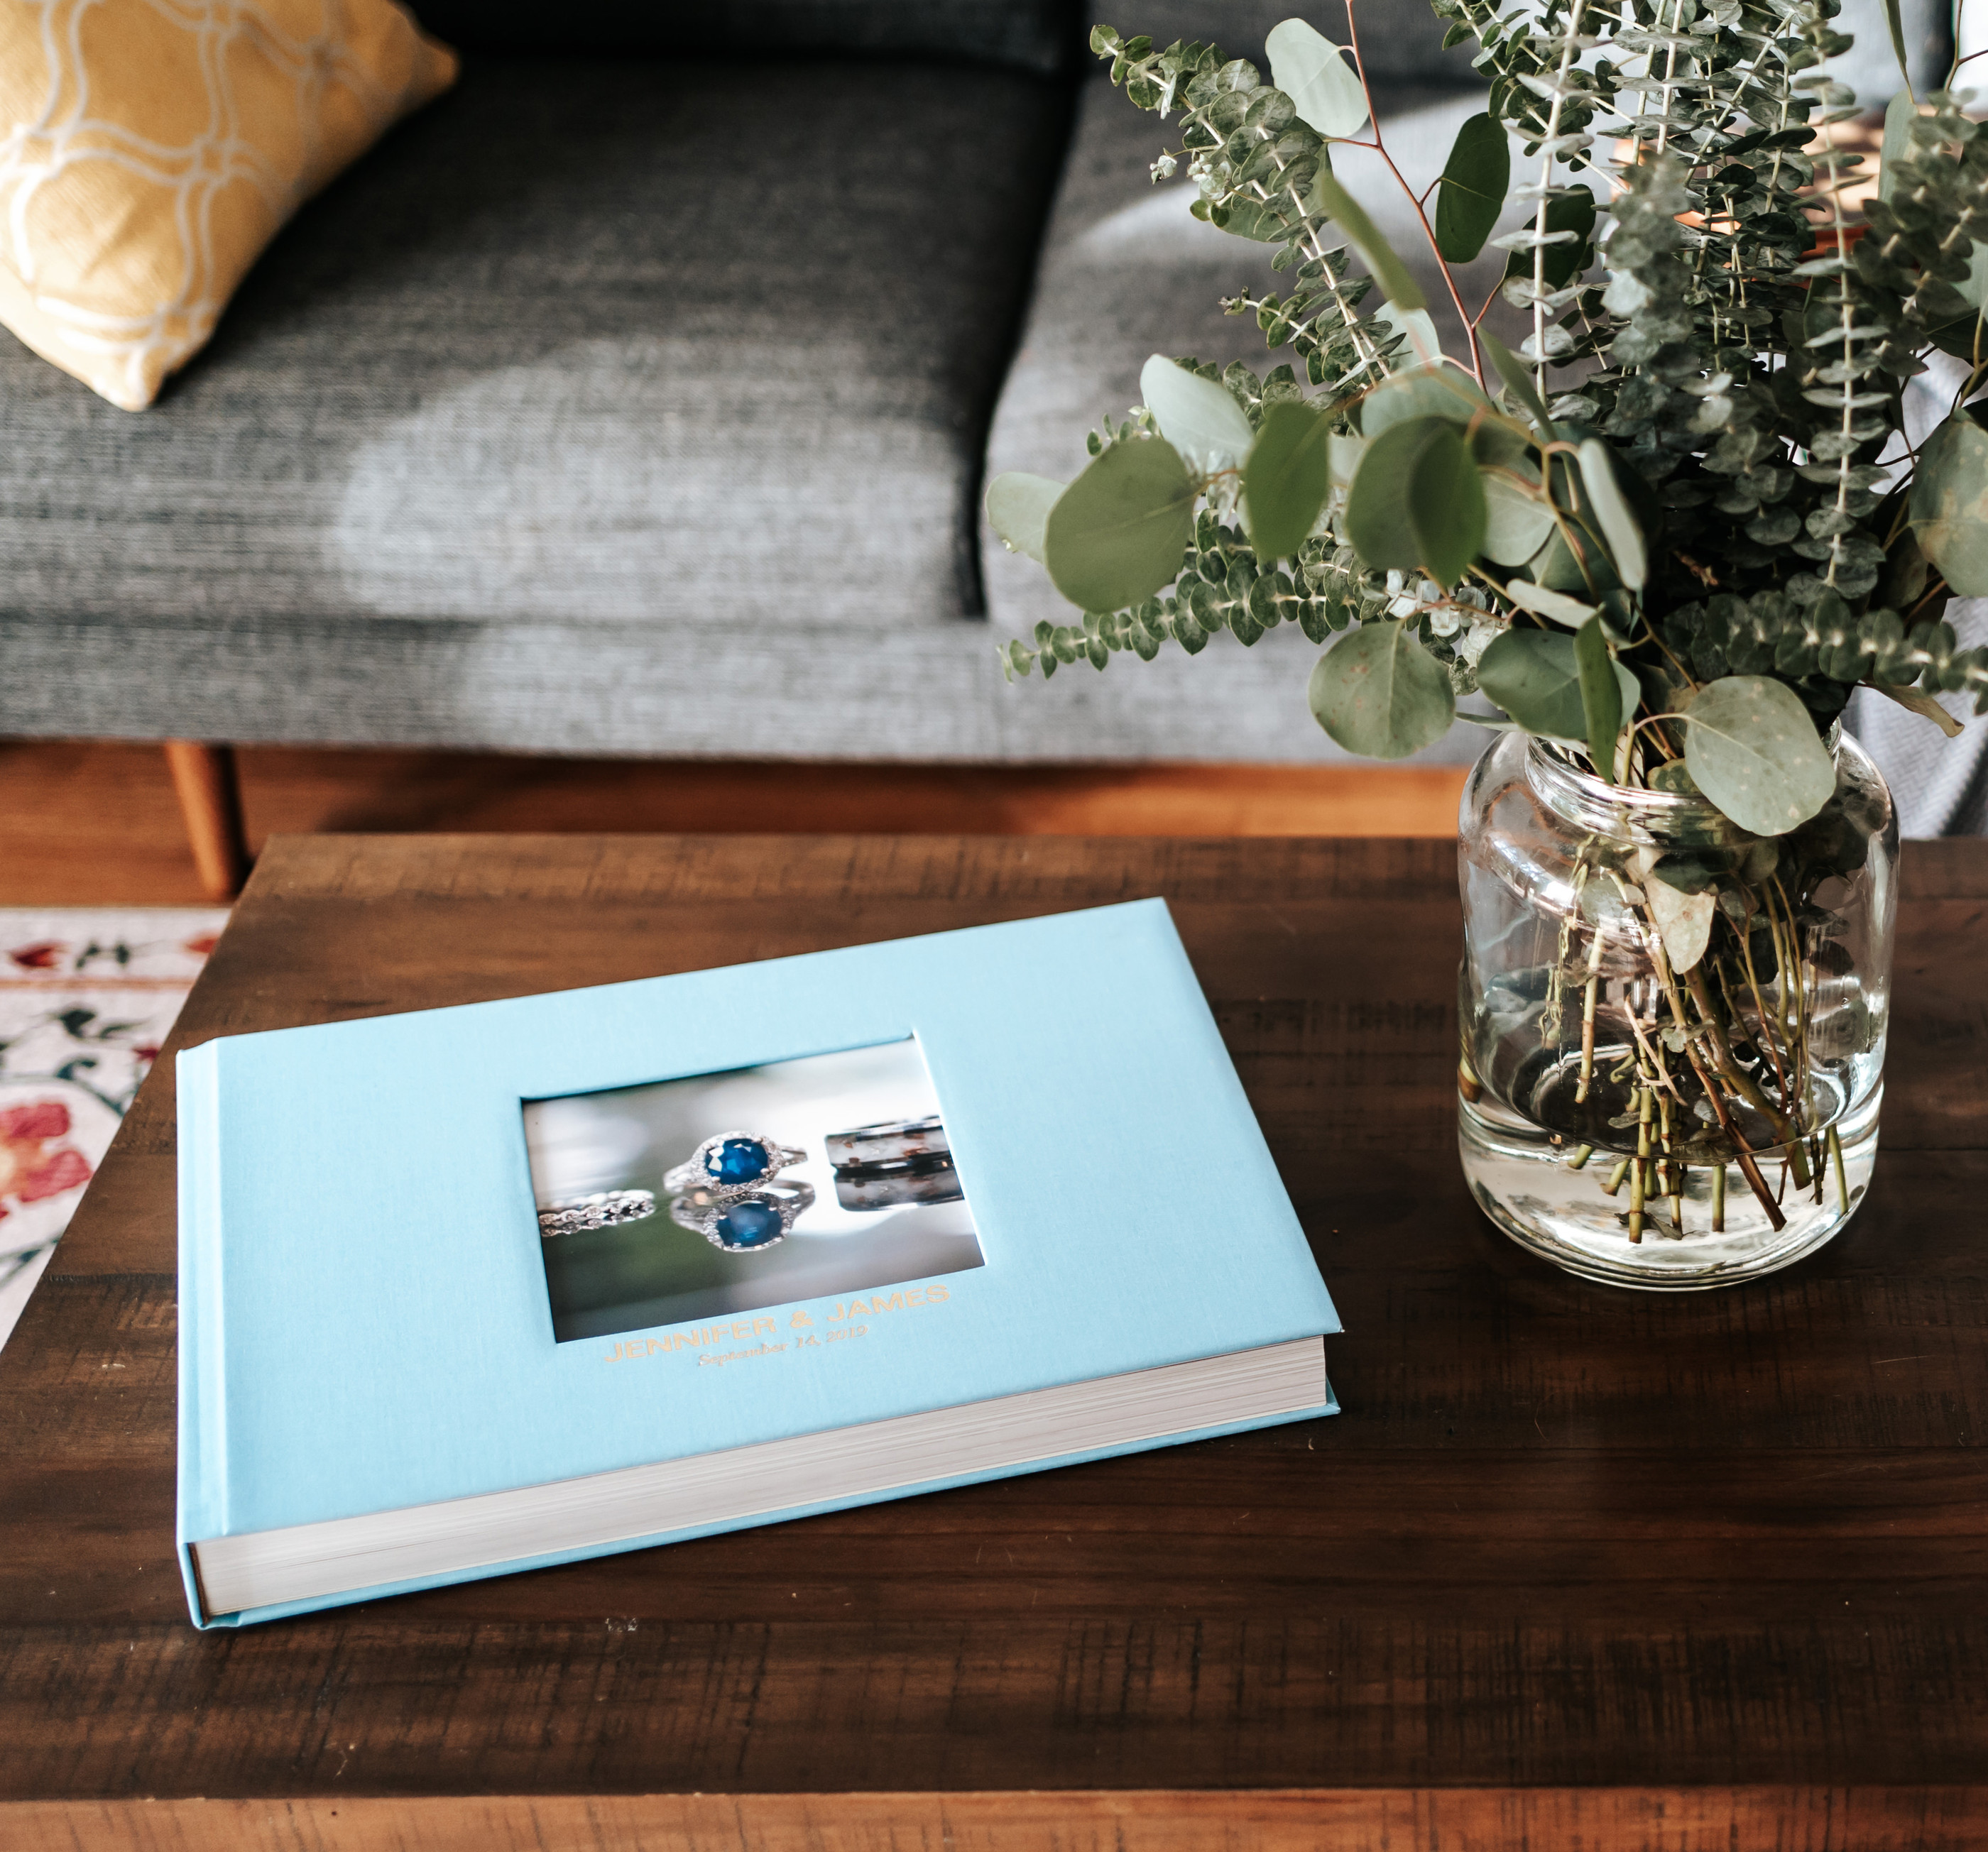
[192,1337,1328,1618]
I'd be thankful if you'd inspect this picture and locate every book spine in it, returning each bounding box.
[175,1041,230,1628]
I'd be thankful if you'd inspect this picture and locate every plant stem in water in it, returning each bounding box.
[1629,1086,1652,1243]
[1681,1041,1786,1232]
[1711,1162,1726,1232]
[1656,1090,1682,1231]
[1828,1124,1850,1210]
[1576,914,1605,1104]
[1683,968,1812,1191]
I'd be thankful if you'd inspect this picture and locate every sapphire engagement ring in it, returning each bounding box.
[663,1130,807,1200]
[536,1189,658,1238]
[669,1177,815,1253]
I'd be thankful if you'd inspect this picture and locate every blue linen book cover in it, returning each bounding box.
[176,899,1339,1627]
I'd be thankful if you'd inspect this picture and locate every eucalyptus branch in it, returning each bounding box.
[1343,1,1485,383]
[995,3,1988,765]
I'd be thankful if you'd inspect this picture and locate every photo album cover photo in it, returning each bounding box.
[177,900,1340,1628]
[526,1037,982,1350]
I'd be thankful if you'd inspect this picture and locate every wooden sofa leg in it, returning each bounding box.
[163,741,251,902]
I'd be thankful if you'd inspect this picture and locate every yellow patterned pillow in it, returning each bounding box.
[0,0,457,410]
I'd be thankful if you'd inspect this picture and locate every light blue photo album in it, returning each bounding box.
[176,898,1340,1628]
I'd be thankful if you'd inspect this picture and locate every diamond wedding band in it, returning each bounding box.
[537,1189,657,1238]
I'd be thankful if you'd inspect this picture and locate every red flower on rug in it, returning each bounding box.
[0,1100,94,1220]
[182,933,220,958]
[7,942,65,971]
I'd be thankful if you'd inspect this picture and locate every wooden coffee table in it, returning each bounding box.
[4,835,1984,1850]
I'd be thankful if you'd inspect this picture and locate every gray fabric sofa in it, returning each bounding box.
[0,0,1495,770]
[1,0,1978,811]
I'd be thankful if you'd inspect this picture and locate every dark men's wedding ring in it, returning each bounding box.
[834,1165,966,1212]
[824,1114,949,1171]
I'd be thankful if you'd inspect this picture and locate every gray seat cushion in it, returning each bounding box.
[0,57,1069,756]
[1844,602,1988,836]
[1844,356,1988,835]
[978,73,1502,764]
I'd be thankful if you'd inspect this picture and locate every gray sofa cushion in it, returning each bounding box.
[0,57,1071,756]
[978,75,1507,764]
[1844,602,1988,836]
[1842,354,1988,834]
[405,1,1076,72]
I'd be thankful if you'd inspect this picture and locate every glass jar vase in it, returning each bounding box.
[1457,728,1897,1290]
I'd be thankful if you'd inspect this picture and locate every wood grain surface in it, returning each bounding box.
[4,1788,1987,1852]
[3,835,1984,1848]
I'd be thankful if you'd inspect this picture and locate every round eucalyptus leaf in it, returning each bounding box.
[1645,879,1715,973]
[1307,620,1456,760]
[985,472,1064,564]
[1467,415,1530,470]
[1476,628,1639,745]
[1480,464,1556,566]
[1648,757,1702,796]
[1910,412,1988,595]
[1433,111,1509,263]
[1243,400,1336,560]
[1343,416,1484,585]
[1681,675,1837,836]
[1523,491,1615,593]
[1042,437,1196,614]
[1407,423,1485,585]
[1265,18,1369,138]
[1343,417,1443,571]
[1524,524,1583,593]
[1140,354,1256,474]
[1647,846,1730,892]
[1360,363,1493,438]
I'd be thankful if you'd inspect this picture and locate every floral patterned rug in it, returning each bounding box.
[0,909,226,1353]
